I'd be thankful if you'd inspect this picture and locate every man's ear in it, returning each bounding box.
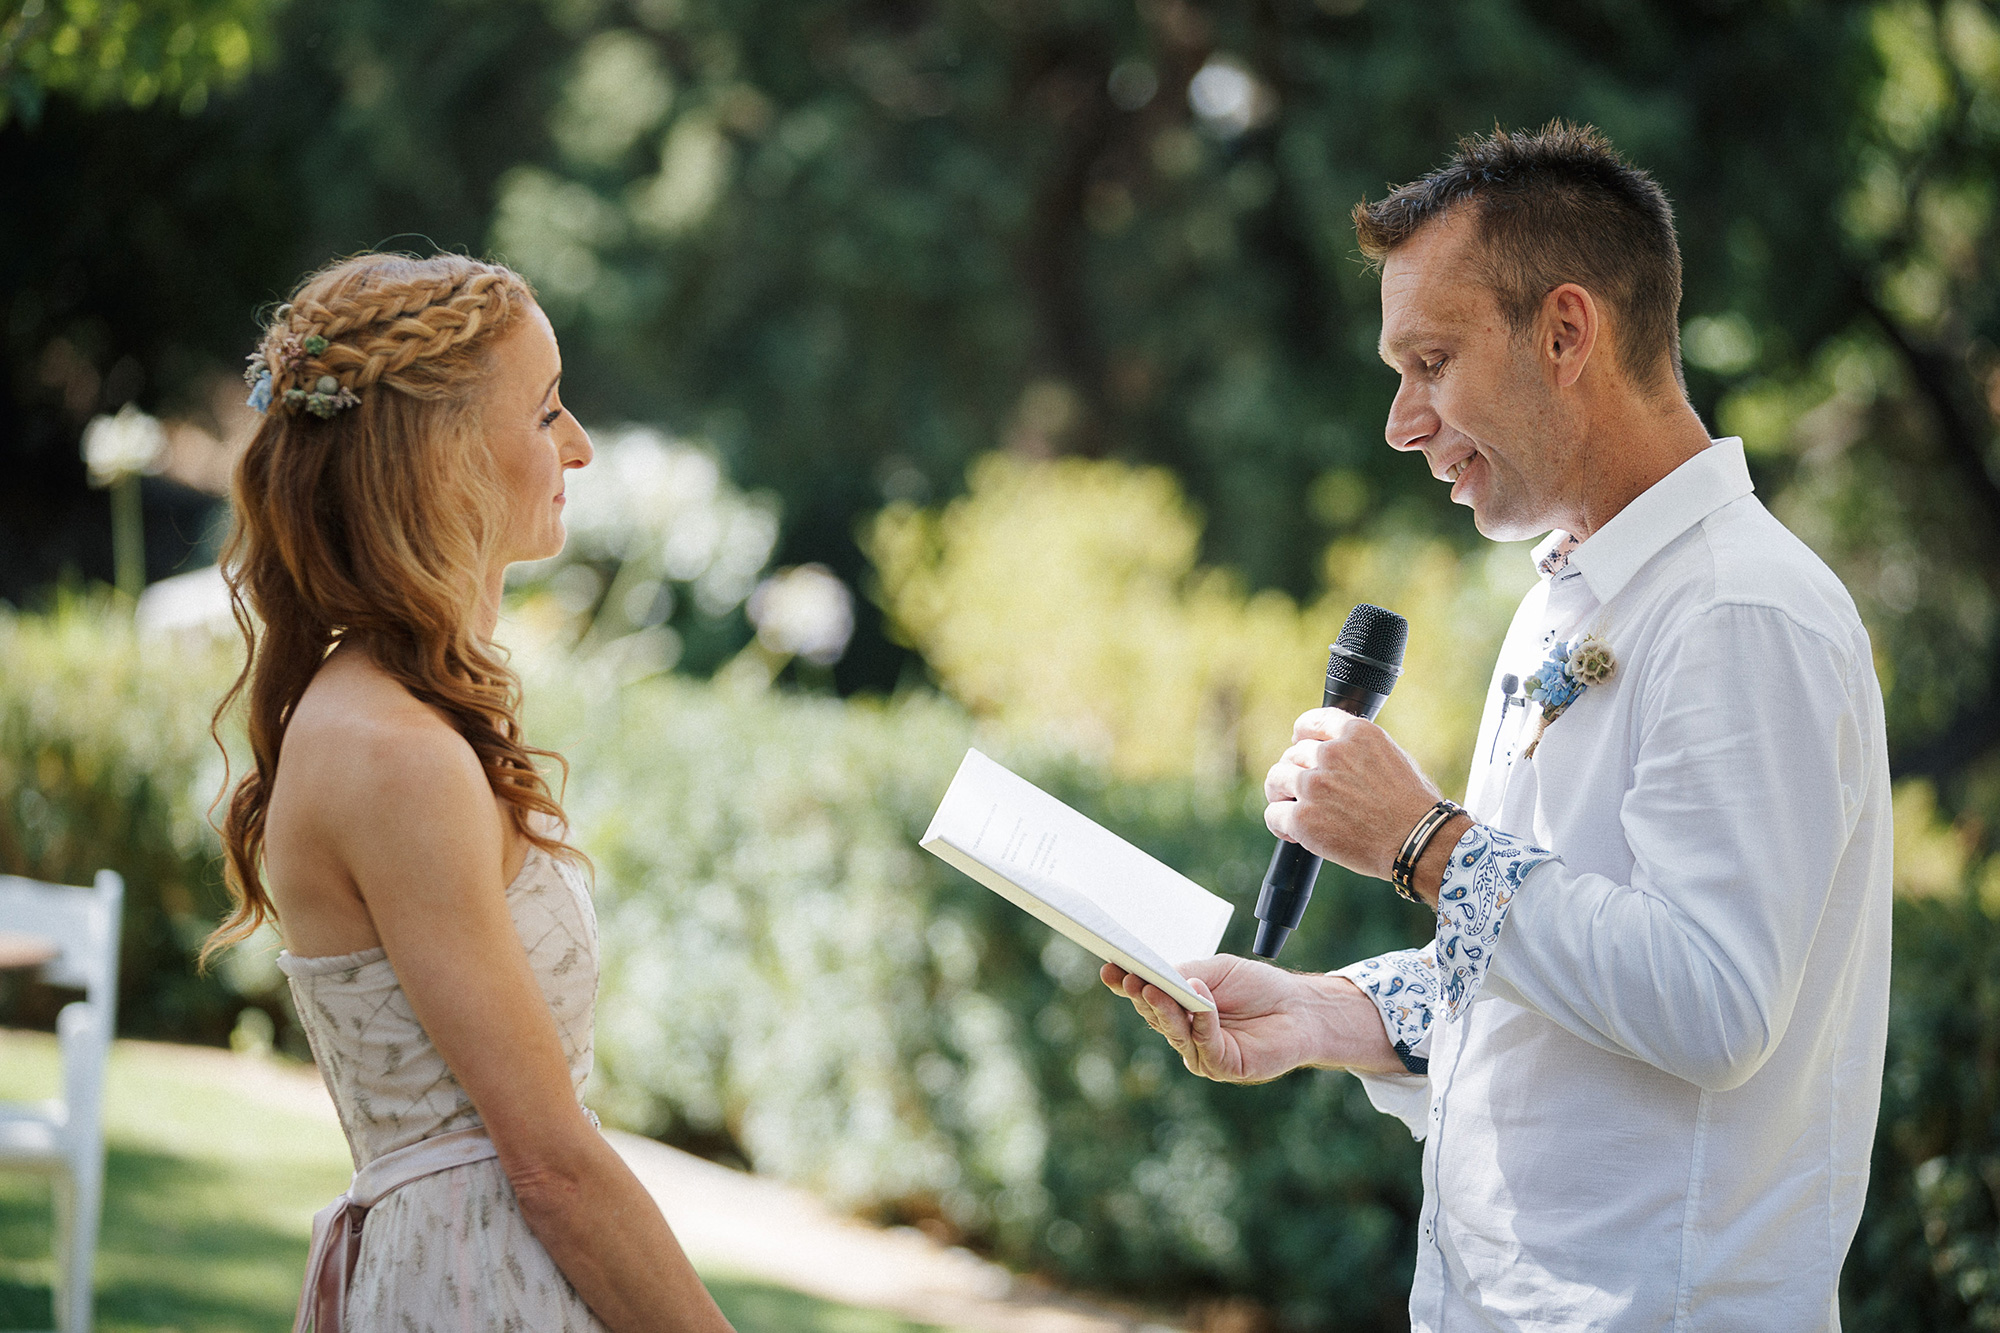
[1541,283,1599,389]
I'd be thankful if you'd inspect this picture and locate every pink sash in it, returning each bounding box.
[293,1127,500,1333]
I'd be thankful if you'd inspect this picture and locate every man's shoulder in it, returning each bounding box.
[1646,495,1865,654]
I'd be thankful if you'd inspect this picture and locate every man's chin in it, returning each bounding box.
[1467,505,1547,544]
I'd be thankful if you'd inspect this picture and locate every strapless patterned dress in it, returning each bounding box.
[278,842,610,1332]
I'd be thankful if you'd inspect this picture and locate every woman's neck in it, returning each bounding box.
[475,564,505,641]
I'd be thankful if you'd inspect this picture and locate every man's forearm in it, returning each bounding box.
[1300,973,1410,1076]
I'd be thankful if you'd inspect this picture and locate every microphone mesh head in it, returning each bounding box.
[1327,603,1408,696]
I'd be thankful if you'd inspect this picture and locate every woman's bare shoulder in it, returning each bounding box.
[278,648,490,826]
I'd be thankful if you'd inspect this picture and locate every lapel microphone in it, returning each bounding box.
[1490,673,1524,764]
[1251,603,1409,959]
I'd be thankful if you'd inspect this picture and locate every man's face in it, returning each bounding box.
[1377,210,1577,541]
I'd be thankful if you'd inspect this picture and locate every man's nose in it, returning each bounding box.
[1385,379,1436,453]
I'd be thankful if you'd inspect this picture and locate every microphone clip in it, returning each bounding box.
[1489,673,1526,764]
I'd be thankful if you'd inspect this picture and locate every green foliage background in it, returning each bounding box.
[8,0,2000,749]
[2,598,1997,1331]
[7,0,2000,1329]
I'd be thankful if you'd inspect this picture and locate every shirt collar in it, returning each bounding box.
[1531,438,1753,605]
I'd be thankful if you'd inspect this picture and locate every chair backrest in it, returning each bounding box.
[0,872,123,1025]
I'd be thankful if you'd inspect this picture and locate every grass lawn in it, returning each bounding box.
[0,1029,963,1333]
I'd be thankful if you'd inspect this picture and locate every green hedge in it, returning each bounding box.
[1841,892,2000,1329]
[0,598,242,1042]
[524,653,1430,1328]
[2,599,1992,1329]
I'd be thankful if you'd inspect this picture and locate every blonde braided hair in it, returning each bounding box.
[205,252,575,966]
[248,262,529,415]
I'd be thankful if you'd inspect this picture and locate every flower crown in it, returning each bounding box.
[243,332,361,419]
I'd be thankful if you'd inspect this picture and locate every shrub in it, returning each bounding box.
[9,599,1999,1329]
[866,452,1535,796]
[1842,889,2000,1331]
[0,595,244,1042]
[522,648,1430,1326]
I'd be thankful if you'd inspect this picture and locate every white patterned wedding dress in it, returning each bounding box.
[279,840,609,1332]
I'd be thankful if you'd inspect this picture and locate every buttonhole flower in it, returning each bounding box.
[1522,634,1615,759]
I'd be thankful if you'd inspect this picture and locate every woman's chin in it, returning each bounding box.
[501,531,568,570]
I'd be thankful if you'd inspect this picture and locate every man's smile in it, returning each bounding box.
[1431,448,1477,486]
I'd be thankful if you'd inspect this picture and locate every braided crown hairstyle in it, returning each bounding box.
[204,253,575,965]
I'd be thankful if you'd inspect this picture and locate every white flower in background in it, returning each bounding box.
[510,424,783,634]
[1187,56,1276,137]
[81,403,166,486]
[694,507,782,617]
[748,564,855,666]
[135,564,233,638]
[557,425,723,562]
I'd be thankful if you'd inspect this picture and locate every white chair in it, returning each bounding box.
[0,870,123,1333]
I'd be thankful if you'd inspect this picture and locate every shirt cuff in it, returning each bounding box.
[1435,823,1557,1021]
[1349,1067,1432,1140]
[1335,946,1437,1075]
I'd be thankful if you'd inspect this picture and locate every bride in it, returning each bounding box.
[205,252,734,1332]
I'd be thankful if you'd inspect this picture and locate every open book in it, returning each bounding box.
[920,749,1234,1012]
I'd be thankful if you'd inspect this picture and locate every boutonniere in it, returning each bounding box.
[1521,633,1616,759]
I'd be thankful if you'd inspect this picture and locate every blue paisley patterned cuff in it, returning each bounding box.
[1435,823,1556,1021]
[1336,944,1438,1075]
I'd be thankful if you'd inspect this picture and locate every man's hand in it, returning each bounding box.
[1264,709,1444,882]
[1100,956,1406,1081]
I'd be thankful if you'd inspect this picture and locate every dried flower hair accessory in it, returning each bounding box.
[244,359,274,413]
[1520,633,1615,760]
[287,376,361,419]
[242,331,357,418]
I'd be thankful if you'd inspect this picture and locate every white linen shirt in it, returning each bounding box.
[1338,439,1893,1333]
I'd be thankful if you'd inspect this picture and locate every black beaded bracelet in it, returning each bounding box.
[1391,800,1467,905]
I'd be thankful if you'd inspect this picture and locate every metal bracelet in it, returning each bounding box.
[1392,800,1466,905]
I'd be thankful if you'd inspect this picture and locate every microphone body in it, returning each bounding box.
[1252,605,1408,959]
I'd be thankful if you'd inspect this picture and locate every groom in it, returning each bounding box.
[1104,123,1892,1331]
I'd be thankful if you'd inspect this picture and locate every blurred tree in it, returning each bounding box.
[0,0,573,609]
[0,0,279,128]
[5,0,2000,789]
[868,452,1532,788]
[480,0,2000,779]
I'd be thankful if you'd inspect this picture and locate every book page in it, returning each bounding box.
[921,750,1234,1011]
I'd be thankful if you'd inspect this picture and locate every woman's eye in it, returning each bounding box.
[540,408,563,428]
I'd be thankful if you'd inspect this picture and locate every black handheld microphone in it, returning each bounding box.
[1251,603,1409,959]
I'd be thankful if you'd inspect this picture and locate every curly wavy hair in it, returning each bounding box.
[203,252,574,966]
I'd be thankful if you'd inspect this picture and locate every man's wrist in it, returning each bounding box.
[1306,974,1411,1075]
[1412,811,1476,908]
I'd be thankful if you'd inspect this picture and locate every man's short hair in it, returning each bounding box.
[1353,122,1684,392]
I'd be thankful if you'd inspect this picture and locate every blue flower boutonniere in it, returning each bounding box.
[1521,633,1615,759]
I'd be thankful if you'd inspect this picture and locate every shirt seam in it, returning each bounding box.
[1635,594,1859,735]
[1673,1087,1712,1332]
[1679,594,1855,658]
